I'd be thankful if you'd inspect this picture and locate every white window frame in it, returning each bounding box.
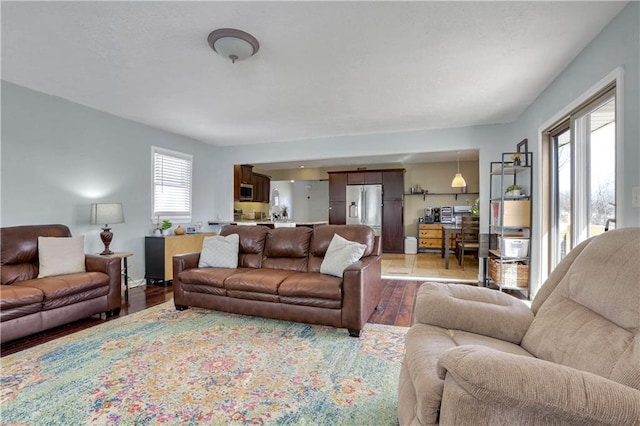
[537,68,623,284]
[151,146,193,223]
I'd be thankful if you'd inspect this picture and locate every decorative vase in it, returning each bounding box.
[174,225,185,235]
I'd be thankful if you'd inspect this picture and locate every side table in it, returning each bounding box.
[102,251,133,301]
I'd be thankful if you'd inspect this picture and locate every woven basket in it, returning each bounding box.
[488,258,529,288]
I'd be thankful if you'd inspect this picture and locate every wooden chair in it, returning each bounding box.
[456,215,480,270]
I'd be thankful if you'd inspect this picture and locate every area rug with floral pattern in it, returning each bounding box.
[1,301,408,425]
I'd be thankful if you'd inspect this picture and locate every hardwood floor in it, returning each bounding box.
[1,280,420,357]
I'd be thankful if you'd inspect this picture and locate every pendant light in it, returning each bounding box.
[451,152,467,188]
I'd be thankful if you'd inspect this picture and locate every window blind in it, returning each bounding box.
[153,148,192,219]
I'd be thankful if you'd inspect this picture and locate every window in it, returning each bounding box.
[152,147,192,222]
[546,86,616,268]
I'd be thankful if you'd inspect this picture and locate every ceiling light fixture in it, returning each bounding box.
[207,28,260,63]
[451,152,467,188]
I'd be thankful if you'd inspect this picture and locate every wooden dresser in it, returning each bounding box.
[418,223,456,252]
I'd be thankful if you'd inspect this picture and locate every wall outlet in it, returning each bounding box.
[632,187,640,208]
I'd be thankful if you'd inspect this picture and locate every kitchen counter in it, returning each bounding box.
[209,220,328,228]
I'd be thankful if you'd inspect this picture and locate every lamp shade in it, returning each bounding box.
[90,203,124,225]
[451,173,467,188]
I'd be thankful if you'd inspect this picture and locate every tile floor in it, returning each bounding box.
[381,251,480,282]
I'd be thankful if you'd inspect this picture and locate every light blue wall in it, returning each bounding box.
[511,0,639,227]
[506,1,639,291]
[1,82,222,282]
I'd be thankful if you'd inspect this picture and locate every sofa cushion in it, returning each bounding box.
[220,225,268,268]
[198,234,239,268]
[179,267,251,288]
[262,227,312,271]
[279,272,343,301]
[1,224,71,284]
[0,285,44,321]
[14,272,109,310]
[320,234,366,277]
[37,236,86,278]
[308,225,375,273]
[224,269,295,295]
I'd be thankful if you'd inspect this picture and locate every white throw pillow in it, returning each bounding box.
[38,236,86,278]
[198,234,240,268]
[320,234,367,277]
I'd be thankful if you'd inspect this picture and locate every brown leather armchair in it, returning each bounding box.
[1,224,122,343]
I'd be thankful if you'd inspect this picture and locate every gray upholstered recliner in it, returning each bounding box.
[398,228,640,425]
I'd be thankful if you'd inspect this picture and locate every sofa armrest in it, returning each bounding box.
[85,254,121,310]
[415,282,533,344]
[341,254,383,333]
[437,345,640,425]
[173,252,201,277]
[172,252,201,303]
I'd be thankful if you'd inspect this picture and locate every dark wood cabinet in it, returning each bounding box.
[239,164,253,183]
[382,170,404,201]
[329,201,346,225]
[328,172,348,202]
[234,164,269,202]
[382,200,404,253]
[381,170,405,252]
[234,164,253,201]
[251,173,271,203]
[348,171,382,185]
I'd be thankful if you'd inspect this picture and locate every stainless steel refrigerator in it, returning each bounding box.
[346,184,383,236]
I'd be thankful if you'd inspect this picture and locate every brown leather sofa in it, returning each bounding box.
[173,224,383,336]
[0,224,122,343]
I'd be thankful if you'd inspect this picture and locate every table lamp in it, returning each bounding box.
[90,203,124,255]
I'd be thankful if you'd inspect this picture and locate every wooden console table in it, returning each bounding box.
[145,233,215,285]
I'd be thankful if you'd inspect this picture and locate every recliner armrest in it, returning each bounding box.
[415,282,533,344]
[437,345,640,425]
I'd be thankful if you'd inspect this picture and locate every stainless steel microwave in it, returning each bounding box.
[239,183,253,201]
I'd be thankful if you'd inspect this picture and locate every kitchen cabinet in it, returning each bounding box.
[382,200,404,253]
[328,201,346,225]
[382,170,404,201]
[488,148,533,298]
[348,171,382,185]
[234,164,270,202]
[145,233,216,283]
[328,172,348,202]
[252,173,271,203]
[234,164,253,201]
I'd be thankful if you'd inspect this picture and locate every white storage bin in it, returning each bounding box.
[405,237,418,254]
[500,238,530,258]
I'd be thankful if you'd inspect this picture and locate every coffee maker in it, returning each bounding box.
[424,207,434,223]
[433,207,441,223]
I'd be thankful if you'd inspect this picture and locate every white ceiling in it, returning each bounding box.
[1,1,626,166]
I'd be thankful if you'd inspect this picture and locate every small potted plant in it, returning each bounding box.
[505,184,523,197]
[153,216,173,235]
[281,206,288,219]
